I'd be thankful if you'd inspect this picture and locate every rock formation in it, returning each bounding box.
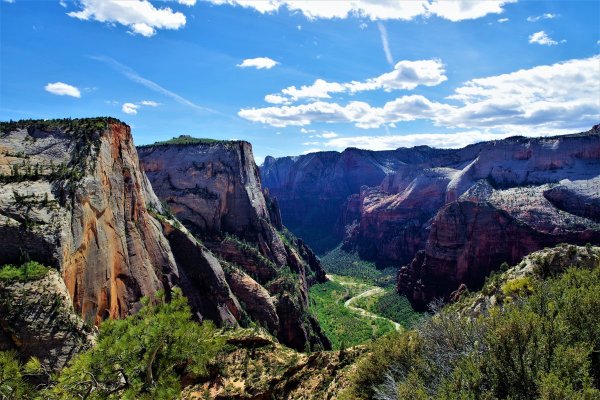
[0,120,327,368]
[0,269,95,371]
[138,137,330,351]
[262,126,600,309]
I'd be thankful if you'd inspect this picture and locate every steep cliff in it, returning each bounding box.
[0,119,258,366]
[138,137,329,351]
[0,269,95,371]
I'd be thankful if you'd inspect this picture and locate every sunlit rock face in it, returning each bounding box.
[138,139,330,351]
[0,120,240,328]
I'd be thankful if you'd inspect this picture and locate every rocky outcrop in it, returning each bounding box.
[0,270,95,371]
[139,139,288,266]
[182,330,362,400]
[138,137,329,351]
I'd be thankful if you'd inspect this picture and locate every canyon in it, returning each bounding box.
[262,125,600,310]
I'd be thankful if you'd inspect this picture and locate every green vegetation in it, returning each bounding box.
[223,233,278,281]
[38,288,225,400]
[138,135,230,147]
[0,351,40,399]
[344,261,600,399]
[353,289,421,329]
[320,245,396,285]
[0,261,49,283]
[309,276,395,349]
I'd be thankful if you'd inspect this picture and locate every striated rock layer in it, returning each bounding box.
[138,137,329,351]
[262,126,600,309]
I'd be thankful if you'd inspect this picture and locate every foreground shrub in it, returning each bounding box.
[46,289,225,399]
[346,266,600,399]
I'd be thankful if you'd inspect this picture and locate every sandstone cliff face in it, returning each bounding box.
[0,120,242,353]
[138,138,329,351]
[261,147,455,253]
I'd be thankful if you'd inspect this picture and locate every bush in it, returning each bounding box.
[345,265,600,399]
[0,261,49,283]
[46,289,225,400]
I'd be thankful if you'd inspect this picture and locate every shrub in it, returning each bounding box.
[0,261,49,283]
[46,288,225,400]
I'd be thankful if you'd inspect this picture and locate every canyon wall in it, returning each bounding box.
[262,126,600,309]
[138,137,329,350]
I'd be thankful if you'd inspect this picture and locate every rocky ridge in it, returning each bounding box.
[0,120,327,368]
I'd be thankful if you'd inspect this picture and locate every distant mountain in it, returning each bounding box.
[261,125,600,309]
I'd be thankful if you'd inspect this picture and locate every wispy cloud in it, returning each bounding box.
[377,22,394,66]
[91,56,212,112]
[122,103,139,115]
[528,31,563,46]
[527,13,558,22]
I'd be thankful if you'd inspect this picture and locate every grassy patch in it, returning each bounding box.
[354,289,421,329]
[309,277,395,349]
[0,261,49,283]
[320,245,396,285]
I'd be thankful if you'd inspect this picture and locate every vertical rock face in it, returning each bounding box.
[0,119,240,333]
[261,147,463,254]
[138,138,329,351]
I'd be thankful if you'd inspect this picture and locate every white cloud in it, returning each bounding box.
[267,59,447,103]
[122,103,139,115]
[265,94,291,104]
[498,18,509,23]
[3,0,15,4]
[140,100,160,106]
[323,131,516,151]
[377,22,394,66]
[239,95,452,128]
[205,0,514,21]
[241,56,600,133]
[527,13,558,22]
[427,0,516,22]
[67,0,187,37]
[237,57,279,69]
[59,0,67,7]
[303,148,322,154]
[528,31,561,46]
[320,132,338,138]
[44,82,81,98]
[177,0,196,5]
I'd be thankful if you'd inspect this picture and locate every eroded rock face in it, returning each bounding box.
[0,120,241,333]
[138,139,329,351]
[0,270,95,371]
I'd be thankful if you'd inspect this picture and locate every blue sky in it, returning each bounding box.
[1,0,598,163]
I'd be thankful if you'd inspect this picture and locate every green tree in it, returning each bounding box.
[47,289,225,399]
